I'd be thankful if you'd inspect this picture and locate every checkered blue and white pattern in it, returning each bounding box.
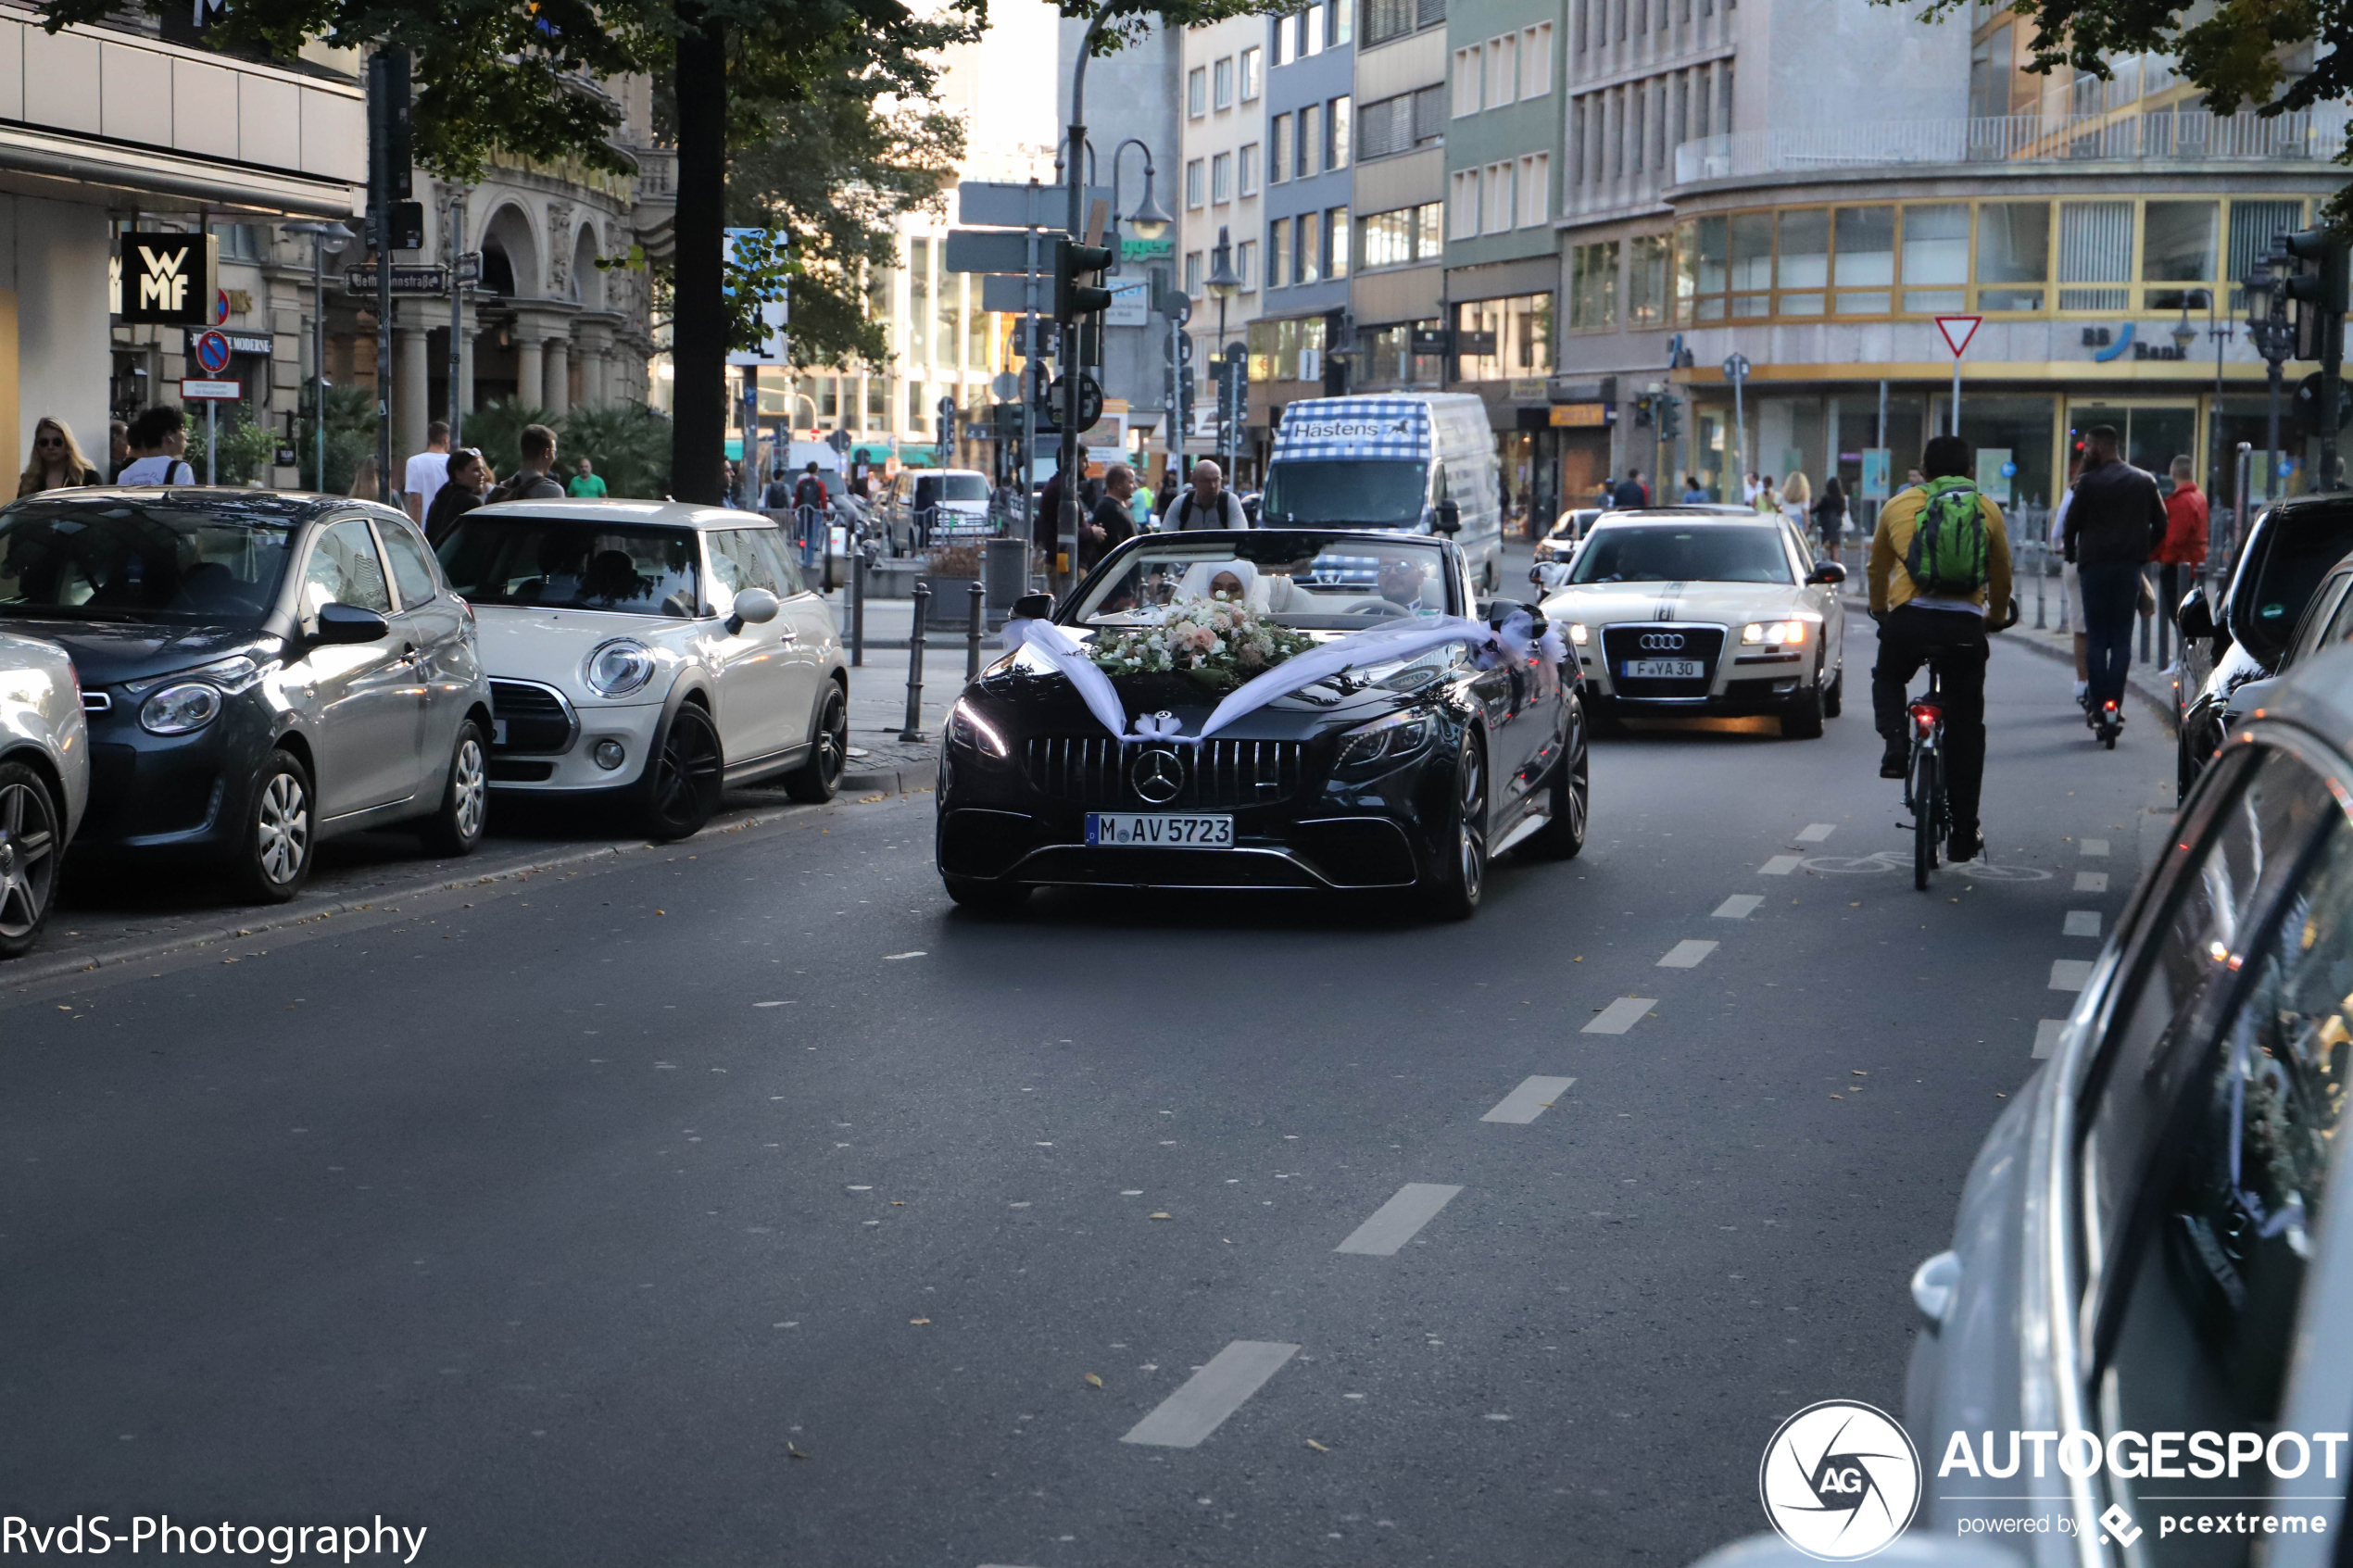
[1271,398,1430,463]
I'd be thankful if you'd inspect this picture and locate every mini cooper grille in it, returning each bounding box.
[1601,625,1726,698]
[1022,735,1309,808]
[490,680,575,754]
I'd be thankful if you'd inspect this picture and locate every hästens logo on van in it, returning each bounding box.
[1287,419,1414,441]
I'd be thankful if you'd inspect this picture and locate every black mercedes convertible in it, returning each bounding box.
[933,529,1587,919]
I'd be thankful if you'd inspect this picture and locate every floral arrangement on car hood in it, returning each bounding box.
[1086,594,1318,691]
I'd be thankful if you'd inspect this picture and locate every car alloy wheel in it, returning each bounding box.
[785,684,849,804]
[643,703,724,840]
[1457,740,1488,902]
[453,737,486,838]
[0,766,60,959]
[258,771,309,885]
[1527,702,1589,860]
[422,722,489,857]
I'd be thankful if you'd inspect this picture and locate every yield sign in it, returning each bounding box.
[1935,315,1982,358]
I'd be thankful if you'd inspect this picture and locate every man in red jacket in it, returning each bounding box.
[2157,455,2208,669]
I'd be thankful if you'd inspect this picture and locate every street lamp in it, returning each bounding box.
[2179,288,2233,574]
[1117,139,1172,241]
[2245,246,2297,510]
[1206,227,1241,471]
[283,219,355,493]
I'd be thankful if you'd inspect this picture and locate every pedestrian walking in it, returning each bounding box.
[486,423,565,503]
[1164,459,1248,530]
[1130,475,1157,533]
[568,457,609,499]
[1681,474,1709,503]
[1613,468,1650,509]
[116,407,195,486]
[106,420,130,483]
[1811,475,1848,563]
[790,463,830,569]
[1083,464,1139,570]
[1754,475,1779,516]
[424,447,489,546]
[403,420,451,527]
[1742,470,1762,505]
[16,417,101,496]
[2062,424,2167,731]
[2156,455,2208,669]
[2051,458,2088,703]
[346,454,380,500]
[1779,471,1812,538]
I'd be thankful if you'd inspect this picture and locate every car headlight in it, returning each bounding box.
[1567,622,1590,646]
[123,654,266,697]
[946,697,1009,759]
[1335,709,1437,771]
[1741,620,1807,646]
[584,639,657,696]
[139,682,222,734]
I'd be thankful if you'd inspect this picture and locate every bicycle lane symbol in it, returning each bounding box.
[1799,852,2053,882]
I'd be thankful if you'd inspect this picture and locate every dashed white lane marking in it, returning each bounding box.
[1795,823,1836,843]
[1713,895,1764,920]
[1481,1076,1578,1124]
[2074,871,2109,893]
[882,951,927,960]
[1657,940,1718,969]
[2049,960,2095,991]
[1759,855,1803,876]
[1582,997,1656,1035]
[1335,1184,1465,1255]
[2033,1020,2068,1060]
[2064,910,2101,937]
[2080,839,2110,857]
[1120,1342,1301,1449]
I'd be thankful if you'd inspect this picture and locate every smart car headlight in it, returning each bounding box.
[584,638,657,696]
[139,682,223,735]
[1335,709,1436,771]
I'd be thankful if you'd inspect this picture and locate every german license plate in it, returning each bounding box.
[1086,812,1235,847]
[1624,659,1705,679]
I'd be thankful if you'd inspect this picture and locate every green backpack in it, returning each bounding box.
[1904,476,1991,599]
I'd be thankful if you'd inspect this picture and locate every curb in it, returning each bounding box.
[2000,631,2180,734]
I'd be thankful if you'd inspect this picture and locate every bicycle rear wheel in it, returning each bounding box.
[1912,743,1940,890]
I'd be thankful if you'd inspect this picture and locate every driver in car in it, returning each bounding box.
[1378,556,1430,610]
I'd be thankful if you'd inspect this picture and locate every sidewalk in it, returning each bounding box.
[838,640,948,794]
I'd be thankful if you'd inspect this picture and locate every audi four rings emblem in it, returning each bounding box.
[1129,747,1187,805]
[1638,632,1687,651]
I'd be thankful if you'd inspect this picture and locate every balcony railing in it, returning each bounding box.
[1672,105,2353,186]
[629,145,676,199]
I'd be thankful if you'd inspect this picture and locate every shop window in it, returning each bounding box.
[1976,201,2049,311]
[1570,241,1619,332]
[2143,200,2219,310]
[2228,199,2304,313]
[2058,200,2133,311]
[1901,204,1969,313]
[1776,208,1827,316]
[1730,210,1772,317]
[1629,234,1669,328]
[1832,206,1894,314]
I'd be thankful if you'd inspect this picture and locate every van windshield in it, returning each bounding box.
[1261,460,1428,528]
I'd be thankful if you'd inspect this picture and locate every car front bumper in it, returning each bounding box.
[484,677,666,792]
[72,695,274,859]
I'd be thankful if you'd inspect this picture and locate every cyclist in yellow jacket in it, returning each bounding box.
[1868,434,2013,865]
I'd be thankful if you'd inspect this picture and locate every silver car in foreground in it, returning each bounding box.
[1699,646,2353,1568]
[0,629,87,959]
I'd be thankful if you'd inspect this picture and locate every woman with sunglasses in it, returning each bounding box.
[15,417,101,496]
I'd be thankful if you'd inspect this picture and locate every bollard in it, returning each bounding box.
[851,546,866,668]
[967,580,985,683]
[824,513,836,595]
[900,581,930,742]
[2033,540,2047,630]
[2138,568,2153,664]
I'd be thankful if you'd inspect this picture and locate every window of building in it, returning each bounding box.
[1305,2,1325,53]
[2058,199,2133,311]
[1212,152,1232,204]
[1729,210,1771,315]
[1416,201,1442,257]
[1268,219,1291,287]
[1453,46,1481,118]
[1976,200,2049,310]
[1273,12,1295,64]
[1419,0,1447,30]
[1240,45,1262,100]
[2229,198,2305,311]
[1188,66,1207,117]
[1772,207,1828,315]
[1327,206,1351,276]
[1186,157,1206,208]
[907,379,927,433]
[1298,103,1322,177]
[1450,169,1479,241]
[1629,233,1669,326]
[1832,205,1894,314]
[1329,96,1352,168]
[909,236,931,360]
[1299,212,1323,283]
[968,296,991,369]
[1361,208,1410,269]
[1239,143,1261,196]
[1214,56,1234,110]
[1900,203,1969,313]
[1453,292,1547,379]
[940,270,964,369]
[1489,33,1517,108]
[1521,22,1552,94]
[1270,115,1292,182]
[1333,0,1354,45]
[1415,85,1447,144]
[1238,239,1257,292]
[1570,241,1619,331]
[1517,153,1548,227]
[1365,0,1413,44]
[1185,250,1204,295]
[2143,200,2218,308]
[1969,22,2013,119]
[867,378,887,425]
[1359,93,1414,158]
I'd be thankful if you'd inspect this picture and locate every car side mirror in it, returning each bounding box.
[1806,561,1848,586]
[1532,561,1574,592]
[313,602,388,645]
[726,586,780,634]
[2178,589,2217,643]
[1433,500,1462,535]
[1012,592,1056,621]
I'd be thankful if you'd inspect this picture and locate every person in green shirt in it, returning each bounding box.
[567,457,609,499]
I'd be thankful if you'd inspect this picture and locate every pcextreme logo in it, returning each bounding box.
[1758,1400,1924,1561]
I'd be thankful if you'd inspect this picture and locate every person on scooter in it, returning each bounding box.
[2062,424,2166,738]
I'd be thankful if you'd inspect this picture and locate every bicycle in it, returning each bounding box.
[1904,666,1949,891]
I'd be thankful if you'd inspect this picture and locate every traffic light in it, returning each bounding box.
[2282,228,2349,360]
[1657,397,1682,441]
[1054,237,1114,320]
[1632,395,1655,428]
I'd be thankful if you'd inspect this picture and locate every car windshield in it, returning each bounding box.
[0,495,298,623]
[917,474,988,506]
[2243,506,2353,659]
[1074,534,1455,631]
[1260,461,1428,528]
[435,515,702,617]
[1569,523,1793,584]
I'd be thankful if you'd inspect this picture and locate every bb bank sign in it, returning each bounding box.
[111,232,219,328]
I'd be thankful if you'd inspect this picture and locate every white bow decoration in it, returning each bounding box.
[1126,711,1198,747]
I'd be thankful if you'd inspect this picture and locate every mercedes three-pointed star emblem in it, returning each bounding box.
[1128,746,1187,805]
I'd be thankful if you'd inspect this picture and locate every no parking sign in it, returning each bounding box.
[193,331,233,377]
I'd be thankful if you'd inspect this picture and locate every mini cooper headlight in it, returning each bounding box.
[1335,709,1437,771]
[584,639,657,696]
[139,682,222,734]
[1742,620,1807,646]
[946,697,1009,759]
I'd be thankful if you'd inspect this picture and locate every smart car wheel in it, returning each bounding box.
[235,750,314,905]
[419,721,490,857]
[1418,733,1488,922]
[783,683,849,804]
[638,702,724,841]
[1524,702,1588,860]
[0,762,62,960]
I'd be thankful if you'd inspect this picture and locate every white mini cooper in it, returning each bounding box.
[434,501,849,838]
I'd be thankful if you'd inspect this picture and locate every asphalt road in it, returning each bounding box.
[0,614,2173,1567]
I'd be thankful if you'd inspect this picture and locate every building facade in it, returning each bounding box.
[1248,0,1356,466]
[1346,0,1453,404]
[1176,13,1270,480]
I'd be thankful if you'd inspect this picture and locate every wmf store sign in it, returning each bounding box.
[109,232,220,327]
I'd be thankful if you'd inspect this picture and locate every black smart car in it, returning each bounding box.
[0,490,496,902]
[934,529,1586,919]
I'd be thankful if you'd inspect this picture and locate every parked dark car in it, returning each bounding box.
[0,490,495,902]
[2175,490,2353,797]
[934,529,1585,919]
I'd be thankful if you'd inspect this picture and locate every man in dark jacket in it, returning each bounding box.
[1612,468,1651,509]
[1082,464,1139,571]
[2062,425,2167,723]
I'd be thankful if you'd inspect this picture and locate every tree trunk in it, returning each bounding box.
[670,8,726,505]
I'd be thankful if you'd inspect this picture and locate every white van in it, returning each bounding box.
[1260,394,1505,589]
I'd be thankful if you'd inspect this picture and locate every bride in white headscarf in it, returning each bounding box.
[1176,558,1295,610]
